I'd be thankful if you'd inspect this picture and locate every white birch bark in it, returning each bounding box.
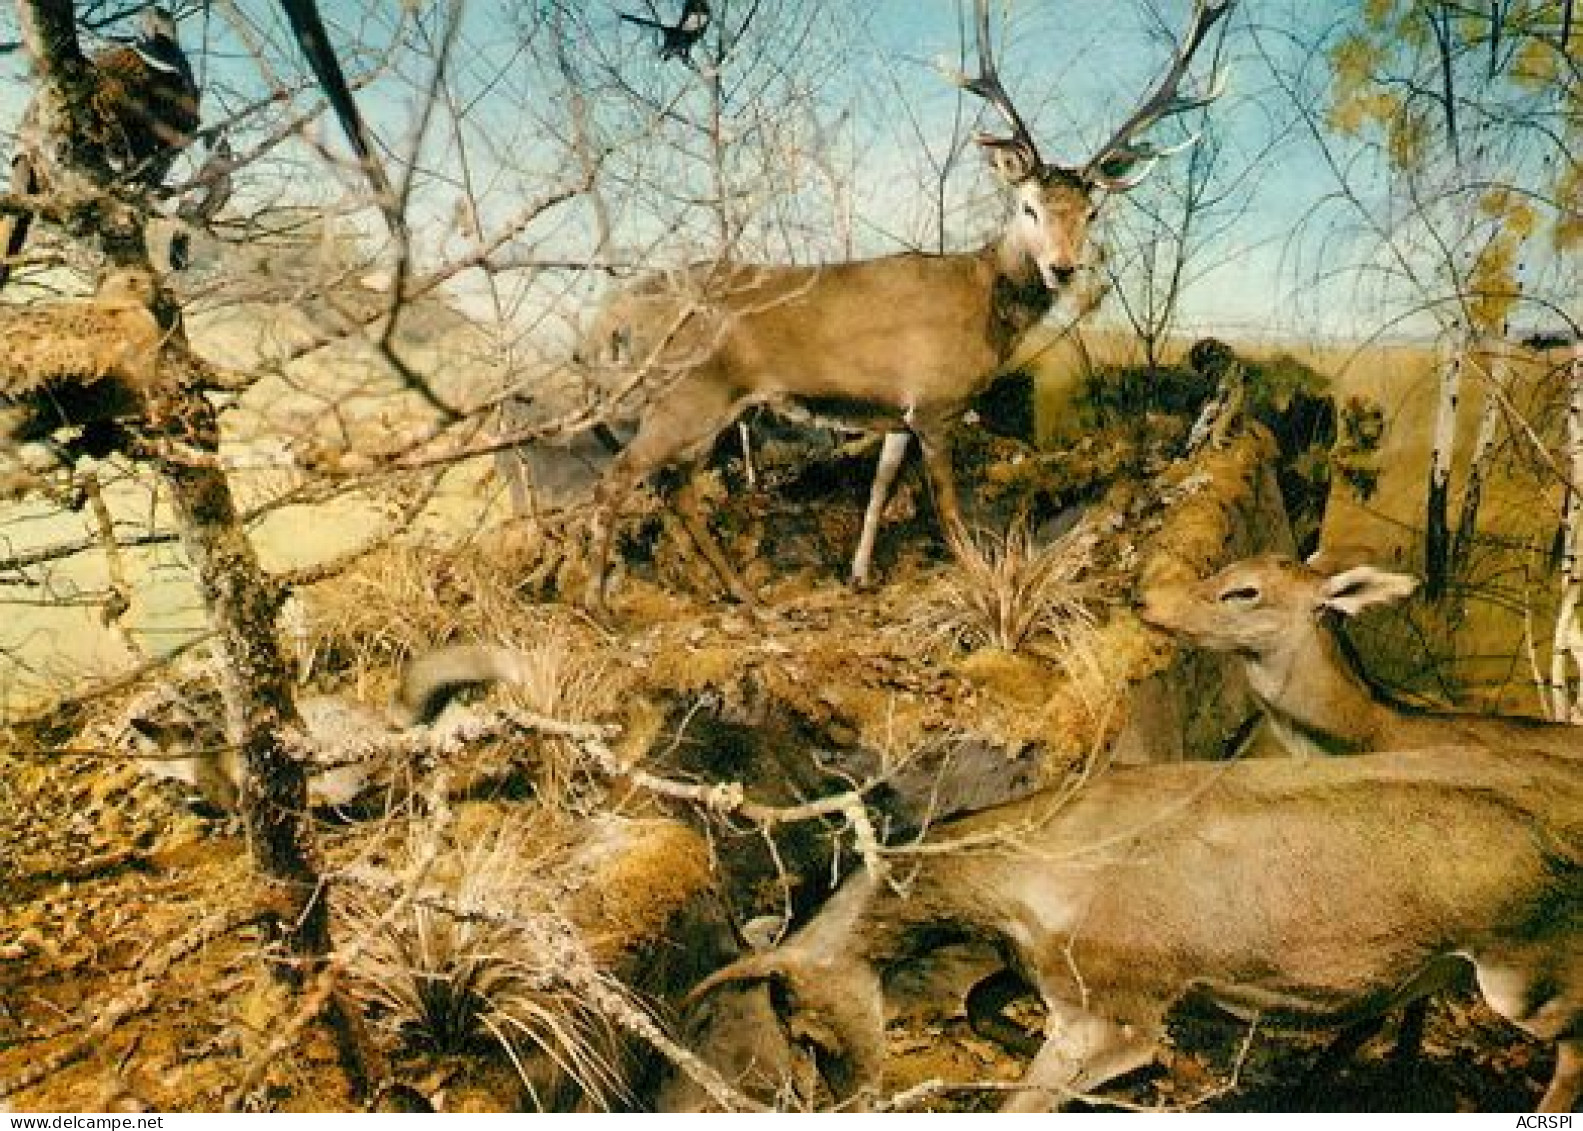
[1423,325,1464,597]
[1548,342,1583,722]
[1451,335,1509,567]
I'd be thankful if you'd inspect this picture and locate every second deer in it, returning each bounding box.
[1138,553,1583,759]
[664,746,1582,1112]
[578,0,1232,614]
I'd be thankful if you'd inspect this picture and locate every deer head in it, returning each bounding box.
[948,0,1233,289]
[1138,554,1419,656]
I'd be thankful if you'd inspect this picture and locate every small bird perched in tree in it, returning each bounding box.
[0,6,201,291]
[0,267,165,496]
[619,0,711,63]
[89,6,202,178]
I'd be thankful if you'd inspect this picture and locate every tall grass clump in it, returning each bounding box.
[338,821,639,1110]
[914,521,1104,687]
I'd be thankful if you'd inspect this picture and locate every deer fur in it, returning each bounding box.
[576,1,1231,613]
[1138,554,1583,758]
[579,170,1096,611]
[669,746,1583,1112]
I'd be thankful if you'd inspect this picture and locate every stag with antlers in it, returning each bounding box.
[579,0,1232,615]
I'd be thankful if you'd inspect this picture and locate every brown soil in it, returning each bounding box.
[0,382,1559,1112]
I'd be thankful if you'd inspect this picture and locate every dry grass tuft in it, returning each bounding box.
[286,533,628,811]
[490,624,622,811]
[338,819,639,1111]
[296,533,577,679]
[913,521,1104,682]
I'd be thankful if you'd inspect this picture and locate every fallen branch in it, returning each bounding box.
[568,725,887,881]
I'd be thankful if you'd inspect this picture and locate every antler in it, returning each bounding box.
[942,0,1045,176]
[1083,0,1233,191]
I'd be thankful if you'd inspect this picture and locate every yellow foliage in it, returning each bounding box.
[1328,97,1366,136]
[1467,231,1522,334]
[1328,34,1402,142]
[1478,187,1537,238]
[1331,32,1386,92]
[1558,214,1583,251]
[1477,187,1510,218]
[1452,9,1489,45]
[1396,3,1431,48]
[1363,0,1397,26]
[1554,163,1583,250]
[1387,102,1428,168]
[1510,36,1559,87]
[1329,98,1367,135]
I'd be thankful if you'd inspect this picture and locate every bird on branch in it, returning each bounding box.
[1,6,201,291]
[619,0,711,63]
[0,267,165,496]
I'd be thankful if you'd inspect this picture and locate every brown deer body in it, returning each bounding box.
[582,240,1072,606]
[668,746,1583,1112]
[1138,555,1583,758]
[580,0,1232,613]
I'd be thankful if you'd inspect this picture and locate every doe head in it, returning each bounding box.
[1138,554,1419,656]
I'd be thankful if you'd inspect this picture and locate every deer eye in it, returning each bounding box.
[1218,585,1260,604]
[1023,203,1039,221]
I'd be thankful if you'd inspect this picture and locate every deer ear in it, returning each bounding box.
[1320,565,1418,617]
[975,136,1039,185]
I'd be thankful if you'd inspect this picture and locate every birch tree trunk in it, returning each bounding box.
[1450,334,1508,572]
[1423,325,1464,599]
[1548,344,1583,723]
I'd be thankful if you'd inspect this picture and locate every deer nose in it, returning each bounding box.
[1049,265,1076,287]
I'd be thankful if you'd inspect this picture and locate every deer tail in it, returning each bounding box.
[392,644,531,727]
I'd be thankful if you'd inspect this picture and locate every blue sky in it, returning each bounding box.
[564,0,1359,338]
[1,2,1568,343]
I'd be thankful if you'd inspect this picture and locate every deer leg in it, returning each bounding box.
[1001,1002,1160,1113]
[674,458,760,609]
[965,968,1042,1057]
[1390,998,1429,1069]
[801,964,887,1110]
[1293,1014,1387,1108]
[493,435,534,519]
[1470,951,1577,1114]
[585,377,743,614]
[1474,949,1581,1113]
[912,420,970,560]
[1540,1040,1581,1114]
[586,463,638,615]
[737,419,757,487]
[849,431,909,589]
